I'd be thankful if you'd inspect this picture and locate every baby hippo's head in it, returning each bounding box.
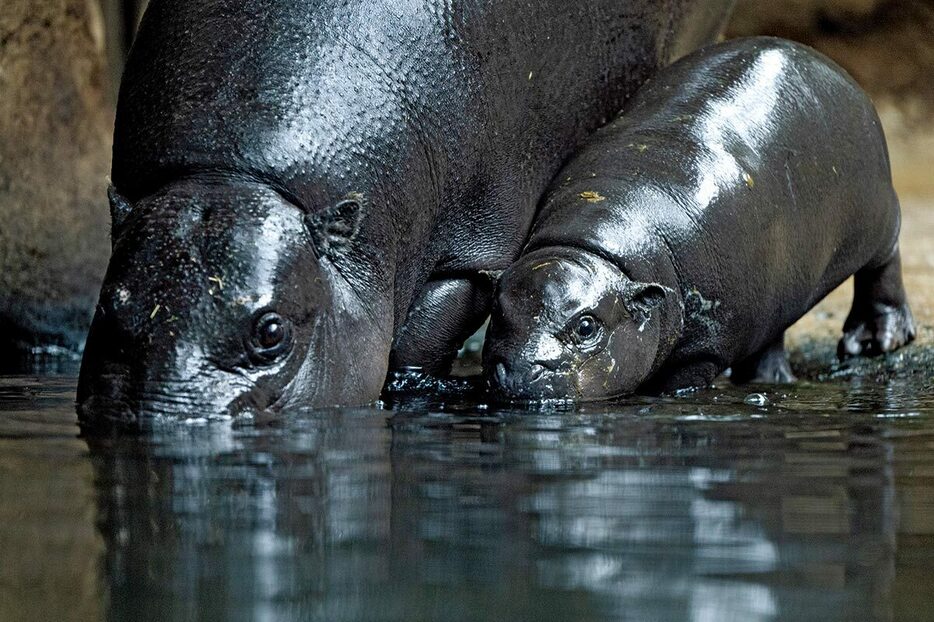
[484,248,677,401]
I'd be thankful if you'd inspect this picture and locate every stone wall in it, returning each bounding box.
[0,0,113,362]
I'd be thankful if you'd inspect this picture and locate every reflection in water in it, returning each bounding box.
[2,375,934,621]
[0,378,104,622]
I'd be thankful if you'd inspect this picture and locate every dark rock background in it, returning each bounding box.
[0,0,113,367]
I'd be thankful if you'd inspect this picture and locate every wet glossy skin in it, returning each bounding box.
[486,37,915,401]
[78,180,389,422]
[76,0,736,426]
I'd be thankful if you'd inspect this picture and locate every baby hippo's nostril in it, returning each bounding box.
[490,358,552,398]
[525,364,546,383]
[495,362,510,388]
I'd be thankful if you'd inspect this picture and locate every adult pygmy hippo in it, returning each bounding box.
[76,0,736,425]
[485,37,916,401]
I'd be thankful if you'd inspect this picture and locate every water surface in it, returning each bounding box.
[2,374,934,621]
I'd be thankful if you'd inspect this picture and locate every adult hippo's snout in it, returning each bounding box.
[77,313,279,426]
[76,373,262,428]
[76,178,393,426]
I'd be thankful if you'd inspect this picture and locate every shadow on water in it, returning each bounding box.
[2,373,934,621]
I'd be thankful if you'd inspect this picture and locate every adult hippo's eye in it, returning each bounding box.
[572,314,603,346]
[249,311,292,362]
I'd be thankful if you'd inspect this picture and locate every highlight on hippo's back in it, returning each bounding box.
[484,37,916,402]
[74,0,737,426]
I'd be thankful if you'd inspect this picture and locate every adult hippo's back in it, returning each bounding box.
[77,0,735,426]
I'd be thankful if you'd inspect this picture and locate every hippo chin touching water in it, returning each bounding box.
[76,0,736,426]
[485,37,916,402]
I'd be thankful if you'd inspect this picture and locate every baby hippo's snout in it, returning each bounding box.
[487,357,574,401]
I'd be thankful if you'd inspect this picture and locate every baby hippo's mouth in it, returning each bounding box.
[488,358,577,401]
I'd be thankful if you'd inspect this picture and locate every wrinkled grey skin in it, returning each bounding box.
[77,0,736,426]
[486,37,916,401]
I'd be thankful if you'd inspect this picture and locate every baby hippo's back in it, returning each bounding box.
[528,37,901,379]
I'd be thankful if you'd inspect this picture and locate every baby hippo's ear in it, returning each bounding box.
[621,281,674,323]
[108,185,133,244]
[307,193,365,257]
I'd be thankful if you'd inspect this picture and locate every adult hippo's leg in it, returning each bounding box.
[644,357,723,395]
[839,246,916,359]
[389,274,495,375]
[731,333,796,384]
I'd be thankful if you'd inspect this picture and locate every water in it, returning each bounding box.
[2,374,934,621]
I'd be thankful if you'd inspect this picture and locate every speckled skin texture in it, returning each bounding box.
[76,0,735,425]
[486,37,915,401]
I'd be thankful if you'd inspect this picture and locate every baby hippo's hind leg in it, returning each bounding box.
[731,333,796,385]
[839,246,916,359]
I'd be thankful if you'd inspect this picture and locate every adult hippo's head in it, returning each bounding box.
[483,248,682,402]
[76,178,393,428]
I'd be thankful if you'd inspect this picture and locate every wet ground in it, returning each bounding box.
[1,198,932,621]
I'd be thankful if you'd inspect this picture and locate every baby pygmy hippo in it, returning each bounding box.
[484,37,915,400]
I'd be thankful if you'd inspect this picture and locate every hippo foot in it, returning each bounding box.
[731,357,796,385]
[840,247,916,360]
[382,367,484,401]
[838,303,916,359]
[732,334,797,385]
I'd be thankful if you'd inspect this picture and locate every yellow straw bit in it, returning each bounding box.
[208,275,224,290]
[743,172,755,189]
[149,304,161,320]
[579,191,606,203]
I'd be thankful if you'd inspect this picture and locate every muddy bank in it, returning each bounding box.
[729,0,933,106]
[0,0,113,363]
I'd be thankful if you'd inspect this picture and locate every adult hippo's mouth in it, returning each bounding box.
[76,368,271,429]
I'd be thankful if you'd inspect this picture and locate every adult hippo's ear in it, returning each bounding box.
[107,185,133,245]
[621,281,674,324]
[306,193,365,257]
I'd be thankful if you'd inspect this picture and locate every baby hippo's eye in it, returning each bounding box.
[572,314,603,345]
[249,311,292,362]
[258,316,285,348]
